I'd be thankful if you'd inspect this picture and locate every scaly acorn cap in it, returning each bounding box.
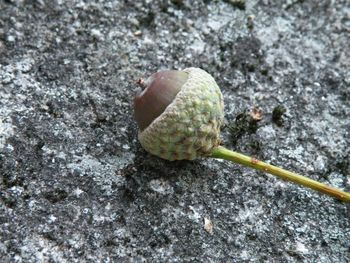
[135,67,224,161]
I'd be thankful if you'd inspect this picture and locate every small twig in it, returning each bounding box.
[211,146,350,202]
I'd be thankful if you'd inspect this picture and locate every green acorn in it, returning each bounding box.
[134,68,224,161]
[134,68,350,203]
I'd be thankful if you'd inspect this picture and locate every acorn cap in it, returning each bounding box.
[137,67,224,161]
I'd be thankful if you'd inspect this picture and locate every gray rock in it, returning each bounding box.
[0,1,349,262]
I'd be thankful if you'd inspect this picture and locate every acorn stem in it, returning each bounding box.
[210,146,350,202]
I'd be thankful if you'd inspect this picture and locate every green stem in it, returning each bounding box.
[210,146,350,203]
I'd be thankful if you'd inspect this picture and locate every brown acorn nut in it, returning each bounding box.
[134,67,224,161]
[134,70,189,131]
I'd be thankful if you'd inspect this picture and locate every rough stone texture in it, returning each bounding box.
[0,0,349,262]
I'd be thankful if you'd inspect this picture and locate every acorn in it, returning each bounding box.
[134,67,350,203]
[134,68,224,161]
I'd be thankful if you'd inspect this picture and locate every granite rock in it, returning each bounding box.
[1,1,349,262]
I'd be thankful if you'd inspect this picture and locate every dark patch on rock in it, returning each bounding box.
[272,105,287,127]
[1,1,350,262]
[43,188,68,203]
[225,0,246,10]
[231,36,264,74]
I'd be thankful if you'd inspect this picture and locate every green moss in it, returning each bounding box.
[229,111,259,144]
[272,105,287,126]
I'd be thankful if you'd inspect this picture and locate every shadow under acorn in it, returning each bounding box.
[119,141,217,208]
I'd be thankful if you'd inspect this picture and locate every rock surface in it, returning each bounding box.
[1,1,349,262]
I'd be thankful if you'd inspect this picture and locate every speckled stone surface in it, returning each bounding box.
[0,1,349,262]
